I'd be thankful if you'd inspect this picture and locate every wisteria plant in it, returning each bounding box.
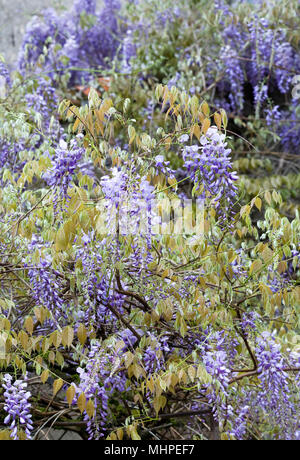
[0,0,299,441]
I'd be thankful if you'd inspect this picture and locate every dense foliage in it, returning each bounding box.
[0,0,299,440]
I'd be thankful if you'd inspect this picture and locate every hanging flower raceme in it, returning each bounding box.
[254,84,268,108]
[142,334,170,374]
[25,77,58,132]
[99,166,162,268]
[0,61,11,96]
[154,155,176,179]
[74,340,127,440]
[99,167,129,235]
[27,258,67,322]
[274,40,295,93]
[2,374,33,440]
[75,344,109,440]
[44,136,84,210]
[121,29,136,72]
[277,102,300,153]
[182,127,238,208]
[255,331,299,439]
[265,104,281,127]
[203,349,230,394]
[100,167,160,240]
[221,45,245,112]
[248,18,295,92]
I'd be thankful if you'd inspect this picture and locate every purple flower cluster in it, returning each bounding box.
[18,0,122,85]
[240,311,259,338]
[45,136,84,206]
[203,349,230,393]
[0,61,11,89]
[75,340,128,439]
[100,167,159,246]
[154,155,175,179]
[199,327,299,439]
[0,138,26,172]
[246,17,295,94]
[156,6,181,27]
[182,127,238,207]
[28,259,66,322]
[274,41,295,93]
[265,104,281,127]
[277,103,300,153]
[255,331,298,439]
[25,77,58,131]
[75,343,109,439]
[75,234,125,329]
[143,335,170,374]
[253,84,268,108]
[221,45,245,112]
[227,404,250,440]
[213,10,298,152]
[267,249,299,293]
[100,167,130,234]
[202,345,232,430]
[121,29,136,73]
[2,374,33,440]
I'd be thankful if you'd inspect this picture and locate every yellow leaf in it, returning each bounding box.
[147,377,155,394]
[199,277,207,289]
[73,117,81,133]
[86,399,95,419]
[220,108,228,129]
[265,190,272,205]
[164,136,172,151]
[214,112,221,130]
[18,330,29,350]
[48,350,55,365]
[51,330,62,348]
[62,326,74,348]
[153,396,162,415]
[24,317,34,336]
[66,385,76,406]
[188,365,196,382]
[77,323,87,346]
[41,369,49,384]
[131,428,141,440]
[77,392,87,414]
[53,378,63,397]
[277,260,287,274]
[201,101,210,117]
[56,351,64,367]
[116,428,124,440]
[0,430,11,440]
[240,205,250,218]
[249,259,263,275]
[201,118,211,134]
[128,125,136,145]
[261,247,273,264]
[255,197,262,211]
[190,124,201,141]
